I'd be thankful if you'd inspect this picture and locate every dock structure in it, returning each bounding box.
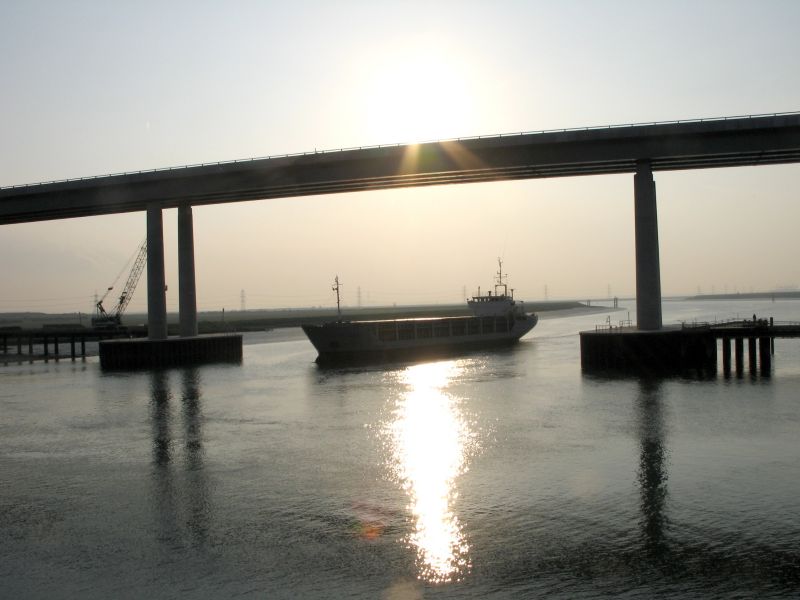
[710,318,795,377]
[1,326,242,369]
[581,319,800,376]
[0,327,145,364]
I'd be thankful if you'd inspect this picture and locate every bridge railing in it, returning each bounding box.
[591,317,800,333]
[594,315,634,332]
[3,110,799,191]
[681,318,800,329]
[680,317,743,329]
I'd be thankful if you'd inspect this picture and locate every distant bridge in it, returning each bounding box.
[2,112,799,352]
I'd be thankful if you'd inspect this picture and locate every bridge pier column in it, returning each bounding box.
[147,206,168,340]
[634,160,662,330]
[178,205,198,337]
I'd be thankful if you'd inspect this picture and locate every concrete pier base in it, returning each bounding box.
[99,334,242,369]
[580,327,716,375]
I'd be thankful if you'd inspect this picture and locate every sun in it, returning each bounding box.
[360,37,474,143]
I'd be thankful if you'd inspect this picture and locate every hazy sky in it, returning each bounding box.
[2,0,799,314]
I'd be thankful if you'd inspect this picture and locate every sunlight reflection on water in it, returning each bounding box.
[384,360,475,583]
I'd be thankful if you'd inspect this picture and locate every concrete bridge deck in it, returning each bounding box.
[2,112,799,224]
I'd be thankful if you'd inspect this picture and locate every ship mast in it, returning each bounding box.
[332,275,342,319]
[495,257,508,297]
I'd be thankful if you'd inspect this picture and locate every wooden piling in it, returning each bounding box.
[722,337,731,376]
[759,337,771,375]
[770,317,775,355]
[734,337,744,376]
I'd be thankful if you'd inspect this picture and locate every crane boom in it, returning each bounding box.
[92,239,147,329]
[113,240,147,317]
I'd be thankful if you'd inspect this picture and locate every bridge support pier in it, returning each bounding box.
[634,160,662,330]
[178,205,198,337]
[147,206,168,340]
[100,204,242,369]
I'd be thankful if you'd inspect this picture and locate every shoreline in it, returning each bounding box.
[1,304,621,365]
[1,300,609,333]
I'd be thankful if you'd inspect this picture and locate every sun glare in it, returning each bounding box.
[384,360,474,583]
[362,39,473,143]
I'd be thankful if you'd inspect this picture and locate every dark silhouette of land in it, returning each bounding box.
[0,301,607,334]
[685,291,800,301]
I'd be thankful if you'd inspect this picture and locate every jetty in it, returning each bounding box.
[581,317,800,376]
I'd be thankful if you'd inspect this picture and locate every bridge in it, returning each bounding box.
[2,112,799,365]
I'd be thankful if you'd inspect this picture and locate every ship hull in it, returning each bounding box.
[302,314,537,365]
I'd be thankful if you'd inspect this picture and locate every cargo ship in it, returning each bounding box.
[302,261,537,364]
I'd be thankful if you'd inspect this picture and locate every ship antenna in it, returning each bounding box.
[332,275,342,319]
[496,257,507,296]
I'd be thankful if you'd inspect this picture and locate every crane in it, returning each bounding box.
[92,239,148,330]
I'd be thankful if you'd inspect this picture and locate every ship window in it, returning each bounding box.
[417,323,432,338]
[482,317,495,333]
[467,318,480,335]
[398,323,415,340]
[378,324,397,341]
[434,323,450,337]
[451,320,466,336]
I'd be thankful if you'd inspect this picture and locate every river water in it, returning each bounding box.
[2,299,799,598]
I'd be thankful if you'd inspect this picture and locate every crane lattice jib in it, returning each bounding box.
[113,240,147,317]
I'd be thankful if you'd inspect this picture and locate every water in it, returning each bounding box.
[2,299,800,598]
